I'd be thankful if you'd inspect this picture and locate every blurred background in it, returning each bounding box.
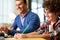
[0,0,44,25]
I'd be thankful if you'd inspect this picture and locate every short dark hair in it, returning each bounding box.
[24,0,27,4]
[16,0,27,4]
[43,0,60,13]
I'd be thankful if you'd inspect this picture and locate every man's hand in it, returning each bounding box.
[8,27,14,30]
[14,33,27,39]
[0,25,8,34]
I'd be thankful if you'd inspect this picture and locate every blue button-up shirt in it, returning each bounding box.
[8,10,40,35]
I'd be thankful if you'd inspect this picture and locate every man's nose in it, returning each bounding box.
[18,7,20,9]
[17,6,21,10]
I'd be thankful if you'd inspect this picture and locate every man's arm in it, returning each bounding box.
[14,32,50,40]
[12,18,17,30]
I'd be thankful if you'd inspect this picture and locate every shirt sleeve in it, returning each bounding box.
[36,22,47,34]
[12,16,18,30]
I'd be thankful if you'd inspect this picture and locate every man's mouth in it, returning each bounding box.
[17,8,23,12]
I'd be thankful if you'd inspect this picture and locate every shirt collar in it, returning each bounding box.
[19,10,30,18]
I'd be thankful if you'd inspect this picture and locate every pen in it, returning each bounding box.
[22,25,29,34]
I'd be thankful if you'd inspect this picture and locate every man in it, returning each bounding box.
[6,0,40,35]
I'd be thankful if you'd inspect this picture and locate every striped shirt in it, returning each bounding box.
[37,18,60,35]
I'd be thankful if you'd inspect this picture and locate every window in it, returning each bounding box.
[0,0,16,23]
[31,0,45,23]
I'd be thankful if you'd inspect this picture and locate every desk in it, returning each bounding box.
[5,38,46,40]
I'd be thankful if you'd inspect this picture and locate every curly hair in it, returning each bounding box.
[43,0,60,13]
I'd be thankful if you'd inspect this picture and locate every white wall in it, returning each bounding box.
[0,0,16,23]
[31,0,44,23]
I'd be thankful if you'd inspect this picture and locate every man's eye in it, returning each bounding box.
[16,5,18,6]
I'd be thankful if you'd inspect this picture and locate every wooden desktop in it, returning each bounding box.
[5,38,46,40]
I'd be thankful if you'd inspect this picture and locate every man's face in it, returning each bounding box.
[16,0,27,13]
